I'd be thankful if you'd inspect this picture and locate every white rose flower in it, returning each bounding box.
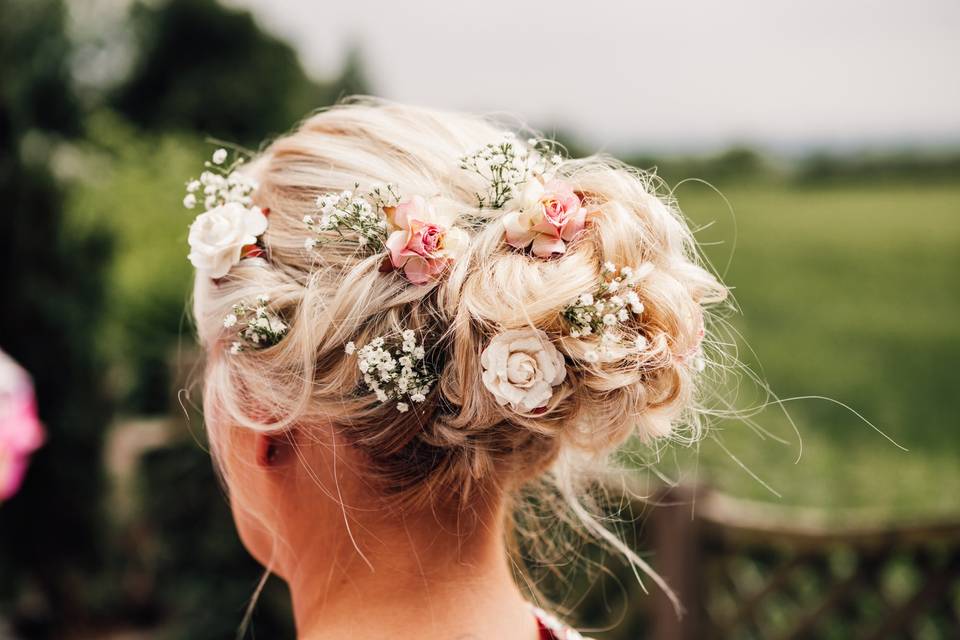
[480,328,566,413]
[187,202,268,278]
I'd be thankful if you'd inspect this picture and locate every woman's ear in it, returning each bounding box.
[255,431,295,468]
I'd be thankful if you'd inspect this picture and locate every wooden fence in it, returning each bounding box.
[643,485,960,640]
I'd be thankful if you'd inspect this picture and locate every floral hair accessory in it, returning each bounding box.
[303,183,396,253]
[188,203,268,278]
[224,295,288,354]
[185,148,268,279]
[502,177,589,258]
[348,330,435,412]
[459,132,558,209]
[183,148,257,211]
[562,262,653,362]
[480,328,566,413]
[384,195,469,285]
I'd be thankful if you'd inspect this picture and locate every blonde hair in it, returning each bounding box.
[193,97,728,605]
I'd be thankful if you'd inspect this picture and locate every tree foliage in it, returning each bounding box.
[113,0,368,144]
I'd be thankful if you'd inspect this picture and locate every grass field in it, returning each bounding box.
[654,181,960,519]
[73,132,960,518]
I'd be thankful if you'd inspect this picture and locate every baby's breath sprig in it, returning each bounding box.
[184,148,257,211]
[346,329,434,413]
[562,262,652,362]
[368,183,402,211]
[224,295,288,354]
[303,183,391,253]
[459,133,559,209]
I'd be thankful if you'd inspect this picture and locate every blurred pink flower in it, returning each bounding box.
[0,349,45,502]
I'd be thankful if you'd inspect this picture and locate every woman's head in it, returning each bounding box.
[190,98,727,579]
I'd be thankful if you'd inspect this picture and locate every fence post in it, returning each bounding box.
[651,484,703,640]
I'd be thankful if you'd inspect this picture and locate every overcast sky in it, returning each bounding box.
[225,0,960,153]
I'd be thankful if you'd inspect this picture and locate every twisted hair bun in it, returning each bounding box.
[193,98,728,511]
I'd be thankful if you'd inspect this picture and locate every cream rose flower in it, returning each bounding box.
[480,328,567,413]
[187,202,268,278]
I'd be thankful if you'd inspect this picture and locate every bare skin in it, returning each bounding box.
[215,420,540,640]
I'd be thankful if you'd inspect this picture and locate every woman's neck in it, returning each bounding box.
[286,501,539,640]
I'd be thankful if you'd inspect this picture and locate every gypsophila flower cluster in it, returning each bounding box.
[183,148,258,211]
[562,262,652,362]
[347,329,434,412]
[459,133,560,209]
[303,183,398,253]
[224,295,288,354]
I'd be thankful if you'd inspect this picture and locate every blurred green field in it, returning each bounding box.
[71,127,960,519]
[665,181,960,518]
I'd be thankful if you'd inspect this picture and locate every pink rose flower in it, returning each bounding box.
[0,350,45,502]
[502,178,588,258]
[385,195,469,284]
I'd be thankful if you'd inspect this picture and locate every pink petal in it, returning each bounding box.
[392,195,430,230]
[390,202,411,230]
[385,230,410,268]
[560,206,587,241]
[402,220,432,257]
[402,256,433,284]
[0,456,29,501]
[3,399,44,452]
[531,215,562,236]
[531,234,566,258]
